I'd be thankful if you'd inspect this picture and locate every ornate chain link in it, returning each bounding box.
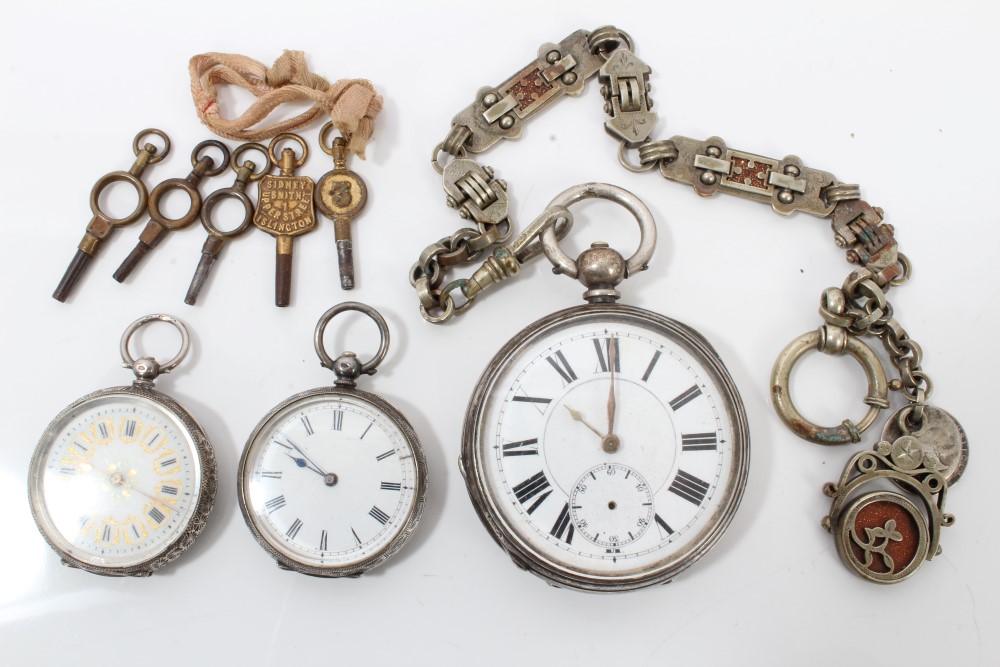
[412,25,910,320]
[824,268,931,417]
[412,29,623,322]
[411,23,926,411]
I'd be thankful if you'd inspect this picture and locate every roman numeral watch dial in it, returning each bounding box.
[238,303,427,577]
[27,315,217,576]
[461,185,749,592]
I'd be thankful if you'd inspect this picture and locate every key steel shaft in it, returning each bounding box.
[315,126,368,290]
[113,140,229,283]
[53,129,170,301]
[185,143,271,305]
[253,133,316,307]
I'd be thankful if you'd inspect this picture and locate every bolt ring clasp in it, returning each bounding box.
[314,302,390,383]
[540,182,656,279]
[771,329,889,445]
[120,314,191,382]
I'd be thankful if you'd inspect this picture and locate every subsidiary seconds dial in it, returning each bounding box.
[570,463,654,548]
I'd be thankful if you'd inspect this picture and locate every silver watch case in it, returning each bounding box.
[28,385,218,577]
[237,386,428,578]
[461,303,750,592]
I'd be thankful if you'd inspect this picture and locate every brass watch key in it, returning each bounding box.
[113,140,229,282]
[253,133,316,307]
[52,129,170,302]
[185,142,272,305]
[315,122,368,290]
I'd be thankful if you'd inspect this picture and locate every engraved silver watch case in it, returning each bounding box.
[28,314,217,577]
[460,183,750,592]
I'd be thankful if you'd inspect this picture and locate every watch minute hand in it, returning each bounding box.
[607,336,617,437]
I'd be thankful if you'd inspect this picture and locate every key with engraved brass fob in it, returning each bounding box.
[113,140,229,282]
[253,133,316,307]
[315,122,368,290]
[185,143,272,305]
[53,129,170,302]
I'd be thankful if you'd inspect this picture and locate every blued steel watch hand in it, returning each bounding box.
[287,438,329,476]
[285,452,326,477]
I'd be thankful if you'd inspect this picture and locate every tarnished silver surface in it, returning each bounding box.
[237,385,427,578]
[313,301,390,384]
[771,328,889,445]
[823,442,953,584]
[28,315,216,577]
[119,313,191,383]
[882,405,968,487]
[599,49,656,146]
[540,182,655,285]
[238,303,427,577]
[449,29,607,154]
[657,136,838,217]
[461,304,750,592]
[410,24,962,584]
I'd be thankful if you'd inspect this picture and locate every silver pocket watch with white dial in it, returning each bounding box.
[238,302,427,577]
[28,314,217,576]
[461,183,750,592]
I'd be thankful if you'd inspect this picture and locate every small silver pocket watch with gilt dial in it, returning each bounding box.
[28,314,217,576]
[238,302,427,577]
[461,183,750,592]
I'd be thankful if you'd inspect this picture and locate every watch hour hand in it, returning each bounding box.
[564,404,604,440]
[285,453,326,477]
[287,438,329,476]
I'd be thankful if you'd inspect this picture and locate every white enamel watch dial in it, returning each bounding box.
[27,315,216,576]
[463,306,749,591]
[239,389,425,575]
[238,302,427,577]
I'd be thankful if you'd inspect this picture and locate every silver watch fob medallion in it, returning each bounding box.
[880,404,968,488]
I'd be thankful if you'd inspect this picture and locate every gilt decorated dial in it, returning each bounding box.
[29,393,204,570]
[465,305,748,589]
[240,390,421,573]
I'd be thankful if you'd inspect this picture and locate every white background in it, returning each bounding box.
[2,2,998,665]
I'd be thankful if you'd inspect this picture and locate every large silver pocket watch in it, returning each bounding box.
[28,314,217,577]
[238,302,427,577]
[461,183,750,592]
